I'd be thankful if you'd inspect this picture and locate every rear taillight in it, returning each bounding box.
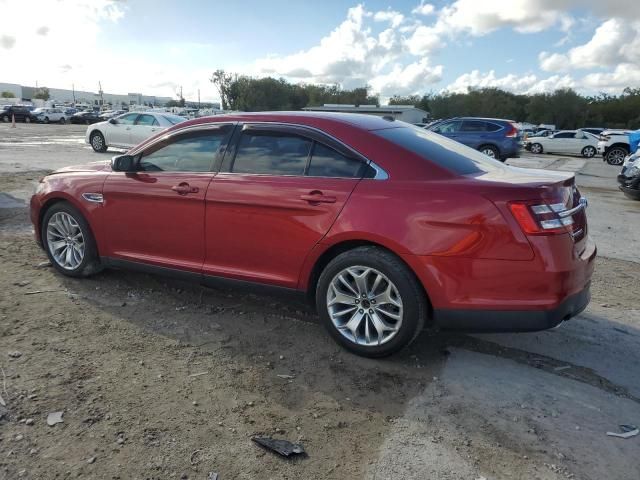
[508,199,586,235]
[505,124,518,138]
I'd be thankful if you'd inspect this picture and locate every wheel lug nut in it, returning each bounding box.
[359,309,364,314]
[369,309,373,314]
[371,300,376,304]
[355,300,359,304]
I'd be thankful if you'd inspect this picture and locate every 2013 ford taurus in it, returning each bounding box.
[30,112,596,357]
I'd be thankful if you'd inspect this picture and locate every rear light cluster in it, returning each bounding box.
[505,124,519,138]
[508,199,587,235]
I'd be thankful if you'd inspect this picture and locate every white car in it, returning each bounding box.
[85,112,186,152]
[526,130,599,157]
[33,107,67,124]
[597,130,632,165]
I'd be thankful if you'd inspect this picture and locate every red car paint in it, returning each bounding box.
[31,112,596,330]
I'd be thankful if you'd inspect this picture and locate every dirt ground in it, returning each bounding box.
[1,124,639,480]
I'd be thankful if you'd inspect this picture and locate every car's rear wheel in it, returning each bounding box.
[316,246,427,357]
[606,147,628,165]
[581,146,596,158]
[479,145,499,159]
[42,203,102,277]
[43,116,50,124]
[25,116,31,123]
[90,131,107,152]
[530,143,543,154]
[2,115,9,122]
[59,117,66,124]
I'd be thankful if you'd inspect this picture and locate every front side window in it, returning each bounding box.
[307,143,363,178]
[117,113,138,125]
[231,131,312,175]
[136,114,159,126]
[139,130,228,172]
[554,132,574,139]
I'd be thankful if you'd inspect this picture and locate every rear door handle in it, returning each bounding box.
[300,191,336,204]
[171,183,199,195]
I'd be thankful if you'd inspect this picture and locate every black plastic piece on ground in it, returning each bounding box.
[252,436,306,457]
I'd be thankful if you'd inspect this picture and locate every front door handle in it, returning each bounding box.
[171,183,199,195]
[300,191,336,204]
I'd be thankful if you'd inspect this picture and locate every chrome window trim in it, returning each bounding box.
[130,120,390,180]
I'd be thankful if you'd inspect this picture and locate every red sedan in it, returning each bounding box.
[30,112,596,357]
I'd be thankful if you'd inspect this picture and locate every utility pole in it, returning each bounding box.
[98,81,104,108]
[72,83,76,104]
[198,89,200,109]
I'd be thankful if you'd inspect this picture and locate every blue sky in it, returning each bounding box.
[1,0,638,102]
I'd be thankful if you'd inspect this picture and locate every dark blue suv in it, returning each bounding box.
[426,117,521,161]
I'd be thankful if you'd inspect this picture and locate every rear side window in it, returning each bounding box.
[460,120,488,132]
[554,132,574,139]
[136,114,159,126]
[374,126,508,176]
[307,143,363,178]
[231,131,312,175]
[139,129,229,172]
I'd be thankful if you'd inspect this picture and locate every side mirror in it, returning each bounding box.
[111,154,136,172]
[108,118,118,125]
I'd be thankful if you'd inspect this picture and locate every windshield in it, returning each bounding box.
[373,124,509,176]
[161,114,187,125]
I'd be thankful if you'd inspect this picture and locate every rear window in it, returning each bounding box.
[374,125,508,176]
[162,114,186,125]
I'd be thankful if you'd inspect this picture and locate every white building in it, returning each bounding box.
[303,104,430,124]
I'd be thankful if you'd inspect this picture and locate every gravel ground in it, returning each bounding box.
[1,123,639,480]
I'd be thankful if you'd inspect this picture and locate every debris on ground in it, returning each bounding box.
[188,371,208,378]
[207,473,219,480]
[606,425,639,439]
[8,351,22,358]
[46,411,64,426]
[35,261,51,268]
[13,280,30,287]
[276,374,295,379]
[251,436,305,457]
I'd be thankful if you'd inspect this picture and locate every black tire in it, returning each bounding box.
[59,117,66,124]
[43,117,50,124]
[581,146,596,158]
[90,131,107,152]
[606,147,628,165]
[25,116,31,123]
[316,246,427,358]
[530,143,543,154]
[41,202,102,278]
[1,115,8,123]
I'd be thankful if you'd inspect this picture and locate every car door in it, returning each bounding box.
[572,131,591,154]
[459,120,490,149]
[106,113,139,147]
[102,125,234,272]
[547,132,573,153]
[203,124,365,288]
[131,114,162,147]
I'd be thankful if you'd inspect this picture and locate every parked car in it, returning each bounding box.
[426,117,521,161]
[526,130,599,157]
[526,129,554,139]
[85,112,186,152]
[70,111,101,125]
[597,130,632,165]
[617,151,640,200]
[32,107,68,124]
[31,113,595,357]
[1,105,37,123]
[98,110,126,121]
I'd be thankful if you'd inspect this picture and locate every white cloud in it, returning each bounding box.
[444,70,577,94]
[373,10,405,28]
[540,19,640,72]
[582,64,640,92]
[252,5,442,96]
[412,2,435,16]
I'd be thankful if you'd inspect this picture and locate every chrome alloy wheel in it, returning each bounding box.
[91,134,104,151]
[327,266,403,346]
[46,212,85,270]
[481,147,497,158]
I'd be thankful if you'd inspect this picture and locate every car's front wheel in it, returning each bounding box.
[581,146,596,158]
[606,147,628,165]
[43,116,50,124]
[479,145,499,159]
[90,131,107,152]
[42,202,102,277]
[530,143,543,154]
[59,117,66,124]
[316,246,427,357]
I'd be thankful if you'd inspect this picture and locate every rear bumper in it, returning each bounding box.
[432,284,590,332]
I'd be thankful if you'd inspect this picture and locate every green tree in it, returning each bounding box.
[33,87,50,101]
[1,91,16,98]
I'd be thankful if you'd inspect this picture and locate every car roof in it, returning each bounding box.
[175,111,403,131]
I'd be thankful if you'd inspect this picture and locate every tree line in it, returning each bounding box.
[211,70,640,130]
